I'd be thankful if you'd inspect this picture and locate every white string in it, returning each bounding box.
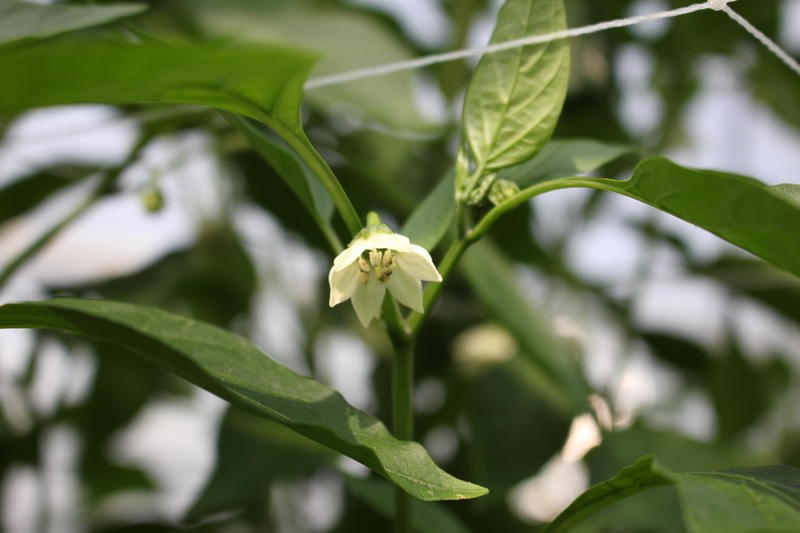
[304,0,800,90]
[305,1,713,89]
[721,5,800,77]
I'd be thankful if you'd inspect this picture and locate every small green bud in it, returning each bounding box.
[352,211,392,243]
[466,173,496,206]
[142,188,164,213]
[487,179,520,206]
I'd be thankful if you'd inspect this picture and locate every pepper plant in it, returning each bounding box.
[0,0,799,532]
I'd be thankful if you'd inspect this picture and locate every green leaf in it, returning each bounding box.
[594,157,800,279]
[0,1,146,44]
[347,477,470,533]
[460,240,589,414]
[0,34,362,237]
[545,455,800,533]
[401,174,455,251]
[498,138,635,187]
[0,298,488,502]
[769,184,800,208]
[461,0,570,172]
[226,114,340,250]
[677,466,800,533]
[486,156,800,279]
[0,36,314,131]
[542,456,675,533]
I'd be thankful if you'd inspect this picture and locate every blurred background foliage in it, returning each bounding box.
[1,0,799,532]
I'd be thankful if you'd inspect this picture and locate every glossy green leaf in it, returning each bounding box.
[498,138,634,187]
[542,456,675,533]
[460,240,589,414]
[0,1,146,44]
[461,0,570,172]
[677,466,800,533]
[227,113,340,250]
[347,477,470,533]
[0,37,314,132]
[593,157,800,279]
[401,174,455,251]
[489,156,800,278]
[0,298,487,502]
[545,455,800,533]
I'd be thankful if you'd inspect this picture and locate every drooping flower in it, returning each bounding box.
[328,214,442,327]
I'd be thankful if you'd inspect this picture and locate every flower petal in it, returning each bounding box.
[351,275,386,327]
[328,262,360,307]
[386,268,423,312]
[332,240,369,271]
[396,245,442,282]
[363,232,412,252]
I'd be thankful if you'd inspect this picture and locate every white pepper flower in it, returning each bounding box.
[328,214,442,327]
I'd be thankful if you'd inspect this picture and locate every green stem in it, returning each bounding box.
[382,295,409,346]
[278,128,363,238]
[392,340,415,533]
[232,99,363,239]
[467,176,620,243]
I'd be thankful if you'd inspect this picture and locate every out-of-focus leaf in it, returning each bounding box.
[498,138,634,187]
[193,1,433,131]
[641,332,710,374]
[188,407,334,521]
[461,0,570,171]
[0,37,314,133]
[227,114,339,248]
[0,298,488,501]
[460,241,588,414]
[347,477,470,533]
[0,165,95,225]
[0,1,146,44]
[546,456,800,533]
[697,256,800,324]
[401,174,455,251]
[467,361,570,496]
[543,456,675,533]
[750,49,800,132]
[705,340,789,441]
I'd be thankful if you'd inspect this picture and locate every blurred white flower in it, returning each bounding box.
[328,218,441,327]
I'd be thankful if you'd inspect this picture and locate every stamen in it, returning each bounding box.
[357,256,371,285]
[369,249,395,283]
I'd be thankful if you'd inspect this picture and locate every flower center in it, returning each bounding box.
[358,249,394,284]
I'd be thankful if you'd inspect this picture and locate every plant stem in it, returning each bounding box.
[392,340,415,533]
[277,127,363,238]
[467,176,619,242]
